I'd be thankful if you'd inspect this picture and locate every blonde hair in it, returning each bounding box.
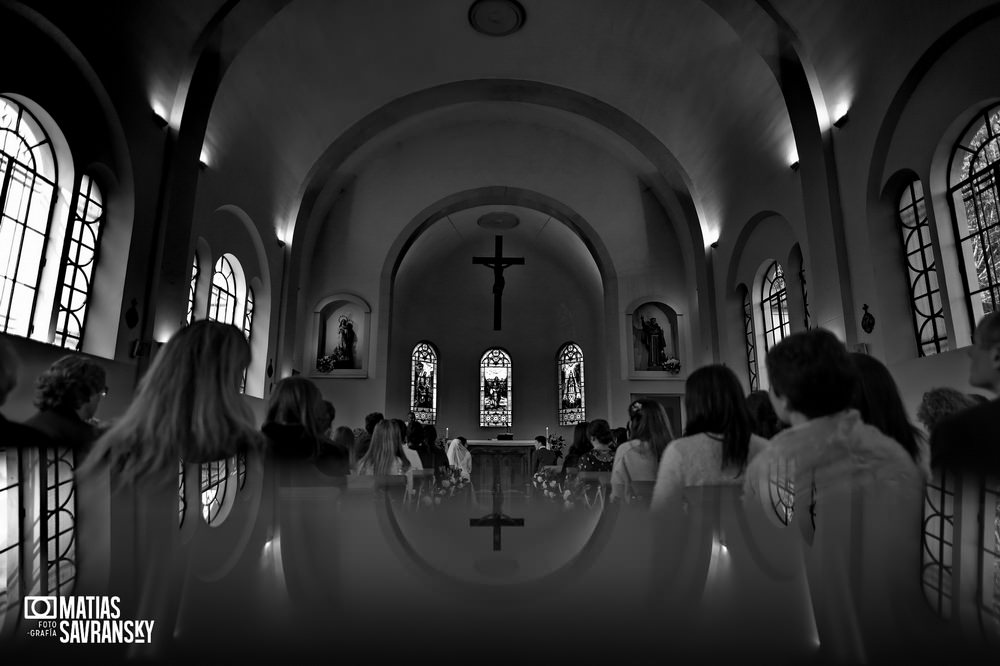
[357,419,410,475]
[79,320,260,486]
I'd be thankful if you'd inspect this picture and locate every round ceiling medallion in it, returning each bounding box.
[468,0,526,37]
[477,212,520,229]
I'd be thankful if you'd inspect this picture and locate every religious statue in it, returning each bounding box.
[337,315,356,367]
[641,315,667,369]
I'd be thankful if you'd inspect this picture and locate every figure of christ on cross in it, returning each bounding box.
[472,235,524,331]
[469,481,525,551]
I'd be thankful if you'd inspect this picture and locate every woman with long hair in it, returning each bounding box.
[849,352,929,479]
[577,419,616,472]
[80,320,260,485]
[561,420,592,472]
[263,376,348,479]
[356,419,412,476]
[611,399,674,502]
[651,365,767,510]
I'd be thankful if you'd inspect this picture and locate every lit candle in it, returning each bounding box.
[446,427,449,439]
[545,426,549,439]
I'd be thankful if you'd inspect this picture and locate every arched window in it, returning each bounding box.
[899,179,948,355]
[200,457,235,526]
[240,286,255,393]
[557,343,585,426]
[208,255,239,326]
[742,286,759,391]
[410,341,438,424]
[921,468,955,619]
[480,348,512,428]
[949,104,1000,325]
[760,261,790,350]
[980,478,1000,629]
[0,96,57,337]
[186,256,199,324]
[768,457,795,526]
[54,175,104,350]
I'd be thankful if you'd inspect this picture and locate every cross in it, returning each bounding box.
[472,235,524,330]
[470,484,524,551]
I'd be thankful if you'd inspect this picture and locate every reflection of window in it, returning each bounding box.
[768,457,794,526]
[208,255,239,326]
[178,460,186,528]
[0,96,58,337]
[186,256,199,324]
[760,261,790,351]
[949,104,1000,323]
[200,458,234,526]
[921,468,954,619]
[557,343,585,426]
[55,175,105,350]
[980,478,1000,633]
[480,348,512,428]
[240,287,255,393]
[410,342,438,424]
[742,287,759,391]
[899,179,948,356]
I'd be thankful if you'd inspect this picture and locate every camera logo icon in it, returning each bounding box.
[24,596,58,620]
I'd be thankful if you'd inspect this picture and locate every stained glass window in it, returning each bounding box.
[480,348,512,428]
[742,286,759,391]
[761,261,790,351]
[950,104,1000,325]
[54,175,104,350]
[899,179,948,356]
[557,343,585,426]
[921,468,955,618]
[0,96,57,337]
[186,256,199,324]
[208,255,238,326]
[410,341,438,425]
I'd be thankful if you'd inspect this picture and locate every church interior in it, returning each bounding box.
[2,0,1000,663]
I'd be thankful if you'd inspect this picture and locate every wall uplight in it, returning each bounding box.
[832,101,850,128]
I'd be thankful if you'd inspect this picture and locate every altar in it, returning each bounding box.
[466,440,537,494]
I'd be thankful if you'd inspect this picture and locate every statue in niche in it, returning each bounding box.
[632,304,680,373]
[336,315,356,368]
[640,315,667,368]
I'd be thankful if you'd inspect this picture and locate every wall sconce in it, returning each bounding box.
[710,241,719,249]
[833,112,850,128]
[152,111,168,129]
[790,160,800,171]
[832,102,850,128]
[861,303,875,333]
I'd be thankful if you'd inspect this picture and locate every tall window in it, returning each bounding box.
[921,469,955,619]
[950,104,1000,324]
[410,342,438,424]
[557,343,585,426]
[899,179,948,355]
[200,458,234,526]
[186,256,199,324]
[981,478,1000,634]
[742,287,759,391]
[0,96,57,337]
[240,286,255,393]
[54,175,104,350]
[760,261,790,350]
[480,348,512,428]
[208,255,239,325]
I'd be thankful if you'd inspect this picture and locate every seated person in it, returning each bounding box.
[917,387,978,435]
[262,377,349,481]
[0,337,49,448]
[446,436,473,478]
[577,420,616,472]
[354,411,383,463]
[561,421,592,472]
[356,420,412,476]
[25,354,107,452]
[611,400,674,502]
[533,435,559,472]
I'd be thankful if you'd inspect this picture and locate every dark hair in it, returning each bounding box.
[917,387,978,432]
[423,423,438,447]
[265,377,326,440]
[534,435,547,446]
[570,421,592,456]
[586,419,614,445]
[388,418,407,444]
[455,435,467,446]
[35,355,106,412]
[975,312,1000,349]
[849,353,920,461]
[746,390,781,439]
[317,400,336,434]
[406,421,425,447]
[627,399,674,460]
[765,328,858,419]
[612,427,628,444]
[682,365,753,472]
[364,412,384,435]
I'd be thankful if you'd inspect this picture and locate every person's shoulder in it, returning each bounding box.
[1,415,54,448]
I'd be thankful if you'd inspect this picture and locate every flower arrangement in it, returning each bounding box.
[662,357,681,374]
[316,346,350,373]
[426,466,470,505]
[546,434,566,455]
[532,466,584,509]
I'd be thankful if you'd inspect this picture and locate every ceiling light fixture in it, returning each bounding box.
[469,0,526,37]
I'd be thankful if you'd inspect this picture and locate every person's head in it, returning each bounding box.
[265,376,326,441]
[0,336,18,407]
[571,421,592,454]
[81,320,258,485]
[628,399,675,460]
[586,419,614,447]
[331,425,355,452]
[317,400,336,437]
[406,420,424,447]
[968,312,1000,393]
[765,328,859,423]
[848,353,920,461]
[364,412,384,435]
[612,427,628,445]
[407,410,416,423]
[683,365,753,472]
[451,436,467,449]
[745,390,782,439]
[917,387,978,433]
[422,423,438,448]
[34,355,107,421]
[359,419,410,475]
[534,435,547,449]
[387,418,407,443]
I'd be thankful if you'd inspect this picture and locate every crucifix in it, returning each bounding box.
[469,460,524,551]
[472,235,524,331]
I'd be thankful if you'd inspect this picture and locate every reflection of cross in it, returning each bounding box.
[472,235,524,331]
[470,481,524,551]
